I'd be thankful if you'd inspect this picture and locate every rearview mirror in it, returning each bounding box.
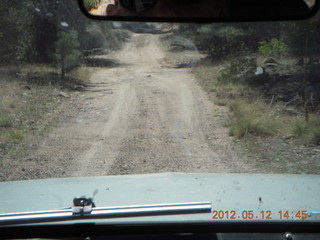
[78,0,319,22]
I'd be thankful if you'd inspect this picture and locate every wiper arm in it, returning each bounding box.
[0,198,212,226]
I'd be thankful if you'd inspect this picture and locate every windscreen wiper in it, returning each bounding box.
[0,197,211,226]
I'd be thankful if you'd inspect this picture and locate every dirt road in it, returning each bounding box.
[7,33,256,180]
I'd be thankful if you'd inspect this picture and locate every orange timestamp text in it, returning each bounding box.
[212,210,308,220]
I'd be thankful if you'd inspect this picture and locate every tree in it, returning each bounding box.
[177,23,279,60]
[0,0,37,63]
[53,30,81,81]
[280,16,320,56]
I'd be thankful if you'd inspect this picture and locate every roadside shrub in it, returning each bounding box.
[217,68,233,84]
[217,57,257,84]
[69,66,90,84]
[258,38,288,58]
[83,27,106,50]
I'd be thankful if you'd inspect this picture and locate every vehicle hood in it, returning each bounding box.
[0,173,319,223]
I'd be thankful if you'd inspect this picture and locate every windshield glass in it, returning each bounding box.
[0,0,319,182]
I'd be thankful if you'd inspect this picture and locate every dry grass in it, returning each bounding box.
[0,78,24,144]
[228,99,281,138]
[14,64,90,86]
[0,65,64,154]
[0,63,91,168]
[69,65,91,84]
[291,115,320,144]
[20,64,58,73]
[0,82,20,116]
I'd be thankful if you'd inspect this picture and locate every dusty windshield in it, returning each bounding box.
[0,0,319,182]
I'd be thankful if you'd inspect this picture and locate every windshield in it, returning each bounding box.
[0,1,319,181]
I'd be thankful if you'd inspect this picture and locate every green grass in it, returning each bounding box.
[0,116,13,128]
[6,129,26,142]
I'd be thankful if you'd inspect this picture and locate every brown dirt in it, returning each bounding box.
[1,33,259,181]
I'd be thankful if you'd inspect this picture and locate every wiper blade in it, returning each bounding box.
[0,201,211,226]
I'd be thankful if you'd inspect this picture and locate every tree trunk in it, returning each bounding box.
[60,54,65,81]
[303,37,309,122]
